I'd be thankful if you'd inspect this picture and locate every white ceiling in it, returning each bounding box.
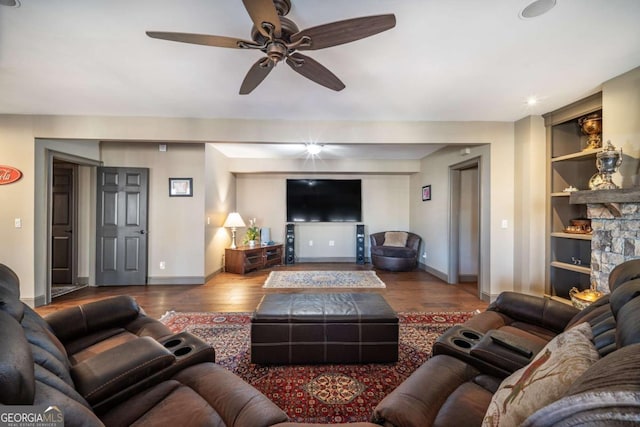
[1,0,639,159]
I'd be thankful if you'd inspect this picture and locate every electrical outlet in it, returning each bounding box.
[329,240,335,246]
[422,253,427,259]
[14,218,22,228]
[159,261,166,270]
[309,240,313,246]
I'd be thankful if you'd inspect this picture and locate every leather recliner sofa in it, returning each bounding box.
[0,265,291,427]
[372,259,640,426]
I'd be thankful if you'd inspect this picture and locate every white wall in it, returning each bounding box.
[100,142,206,283]
[235,174,410,260]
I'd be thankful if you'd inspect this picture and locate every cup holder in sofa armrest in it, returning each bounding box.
[433,325,484,356]
[159,332,215,366]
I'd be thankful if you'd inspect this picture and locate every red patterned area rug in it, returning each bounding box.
[160,311,476,424]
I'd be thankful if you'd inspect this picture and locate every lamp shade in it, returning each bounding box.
[223,212,246,228]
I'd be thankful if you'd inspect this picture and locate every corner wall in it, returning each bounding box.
[514,115,546,295]
[204,144,236,278]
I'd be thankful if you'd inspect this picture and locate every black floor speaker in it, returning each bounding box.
[356,224,365,264]
[285,223,295,264]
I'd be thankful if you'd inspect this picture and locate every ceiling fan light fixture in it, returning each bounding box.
[519,0,556,19]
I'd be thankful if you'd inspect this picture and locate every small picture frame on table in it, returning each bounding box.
[422,185,431,201]
[169,178,193,197]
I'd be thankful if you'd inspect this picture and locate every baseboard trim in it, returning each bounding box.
[482,292,495,303]
[421,263,448,282]
[147,276,205,285]
[22,295,46,308]
[205,268,222,283]
[296,257,369,264]
[77,276,89,286]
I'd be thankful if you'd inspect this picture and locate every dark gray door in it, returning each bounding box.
[96,167,149,285]
[51,163,75,285]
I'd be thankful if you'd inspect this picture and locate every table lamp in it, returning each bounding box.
[223,212,246,249]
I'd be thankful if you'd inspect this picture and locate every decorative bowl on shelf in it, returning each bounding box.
[569,287,603,310]
[564,218,592,234]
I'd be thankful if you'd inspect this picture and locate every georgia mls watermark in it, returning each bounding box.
[0,406,63,427]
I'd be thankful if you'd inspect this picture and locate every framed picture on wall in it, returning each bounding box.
[422,185,431,201]
[169,178,193,197]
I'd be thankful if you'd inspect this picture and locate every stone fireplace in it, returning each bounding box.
[571,188,640,293]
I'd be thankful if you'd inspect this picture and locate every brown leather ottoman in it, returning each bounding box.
[251,293,399,364]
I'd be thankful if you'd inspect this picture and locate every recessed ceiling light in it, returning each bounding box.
[519,0,556,19]
[306,144,323,155]
[0,0,20,7]
[527,96,538,106]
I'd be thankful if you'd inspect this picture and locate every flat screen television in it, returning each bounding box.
[286,179,362,222]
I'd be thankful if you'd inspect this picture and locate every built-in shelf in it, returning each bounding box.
[550,232,592,241]
[551,148,599,163]
[551,261,591,275]
[544,93,602,299]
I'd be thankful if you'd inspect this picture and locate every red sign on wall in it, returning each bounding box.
[0,165,23,185]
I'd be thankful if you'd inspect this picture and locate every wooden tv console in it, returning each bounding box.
[224,244,283,274]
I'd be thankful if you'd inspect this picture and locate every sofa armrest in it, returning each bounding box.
[489,292,579,333]
[470,330,544,373]
[372,354,485,427]
[172,363,290,427]
[71,336,175,406]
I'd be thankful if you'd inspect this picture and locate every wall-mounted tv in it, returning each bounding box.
[286,179,362,222]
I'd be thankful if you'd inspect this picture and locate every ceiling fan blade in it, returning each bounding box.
[242,0,282,38]
[239,58,275,94]
[291,14,396,50]
[286,53,345,92]
[146,31,254,49]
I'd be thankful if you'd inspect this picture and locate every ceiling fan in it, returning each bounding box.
[146,0,396,94]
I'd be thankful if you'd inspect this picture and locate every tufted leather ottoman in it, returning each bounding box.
[251,293,399,364]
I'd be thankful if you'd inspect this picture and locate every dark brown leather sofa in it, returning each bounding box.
[369,231,421,271]
[0,264,290,427]
[372,259,640,426]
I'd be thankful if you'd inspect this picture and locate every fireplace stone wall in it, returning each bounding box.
[587,202,640,292]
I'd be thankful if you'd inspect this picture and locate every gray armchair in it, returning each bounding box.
[370,231,421,271]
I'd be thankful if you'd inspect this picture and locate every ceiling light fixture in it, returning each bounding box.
[527,96,538,106]
[519,0,556,19]
[306,144,323,155]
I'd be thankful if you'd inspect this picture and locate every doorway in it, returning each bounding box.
[47,152,99,302]
[449,158,481,298]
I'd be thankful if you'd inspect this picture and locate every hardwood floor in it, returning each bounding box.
[35,263,488,319]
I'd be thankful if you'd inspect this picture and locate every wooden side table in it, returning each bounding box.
[224,244,283,274]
